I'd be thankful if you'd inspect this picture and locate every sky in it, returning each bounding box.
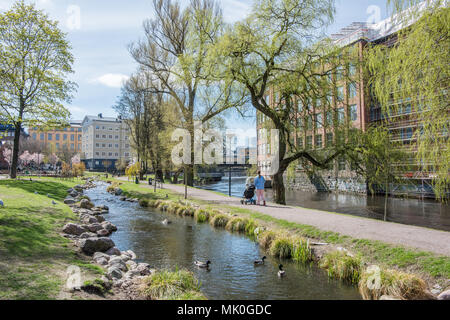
[0,0,391,140]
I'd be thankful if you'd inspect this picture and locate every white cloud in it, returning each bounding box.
[89,73,129,88]
[221,0,251,23]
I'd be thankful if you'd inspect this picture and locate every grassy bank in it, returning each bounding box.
[0,178,107,299]
[116,178,449,299]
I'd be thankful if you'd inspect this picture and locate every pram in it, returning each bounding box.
[240,184,256,205]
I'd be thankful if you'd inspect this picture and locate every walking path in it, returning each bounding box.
[146,182,450,256]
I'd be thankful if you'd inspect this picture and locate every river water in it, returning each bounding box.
[85,183,361,300]
[198,177,450,232]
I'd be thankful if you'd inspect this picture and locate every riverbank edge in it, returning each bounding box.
[59,178,206,300]
[109,179,450,300]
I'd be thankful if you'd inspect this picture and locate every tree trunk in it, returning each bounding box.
[272,170,286,205]
[10,122,22,179]
[185,163,194,186]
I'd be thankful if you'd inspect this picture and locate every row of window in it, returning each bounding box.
[90,134,129,140]
[33,133,82,141]
[54,143,81,151]
[94,125,129,132]
[93,143,130,149]
[32,127,82,132]
[88,152,130,158]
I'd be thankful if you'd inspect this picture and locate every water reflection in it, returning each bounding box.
[86,184,360,300]
[199,177,450,231]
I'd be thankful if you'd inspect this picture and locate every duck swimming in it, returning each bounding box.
[254,256,266,265]
[277,264,286,277]
[194,260,211,268]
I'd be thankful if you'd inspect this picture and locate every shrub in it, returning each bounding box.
[244,219,259,237]
[139,269,205,300]
[194,209,209,223]
[225,217,249,233]
[139,199,149,207]
[209,214,229,228]
[183,207,195,217]
[320,250,362,284]
[292,237,313,264]
[270,236,292,259]
[258,231,277,251]
[358,267,429,300]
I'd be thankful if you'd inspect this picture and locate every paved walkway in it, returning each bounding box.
[125,178,450,256]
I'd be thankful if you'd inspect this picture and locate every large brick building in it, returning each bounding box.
[28,121,83,154]
[257,10,438,195]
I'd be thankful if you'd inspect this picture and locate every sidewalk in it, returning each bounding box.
[146,182,450,256]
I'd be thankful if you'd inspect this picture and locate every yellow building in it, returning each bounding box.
[28,121,83,154]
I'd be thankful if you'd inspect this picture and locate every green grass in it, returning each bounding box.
[139,269,206,300]
[320,250,363,284]
[359,267,429,300]
[0,178,104,299]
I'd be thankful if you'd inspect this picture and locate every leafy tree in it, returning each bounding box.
[365,0,449,200]
[0,2,76,178]
[215,0,358,204]
[129,0,244,186]
[347,127,407,221]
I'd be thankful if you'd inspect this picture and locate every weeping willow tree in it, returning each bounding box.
[365,0,449,200]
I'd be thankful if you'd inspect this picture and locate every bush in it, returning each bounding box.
[258,231,277,251]
[320,250,362,284]
[139,199,149,207]
[72,162,86,177]
[270,236,292,259]
[194,209,209,223]
[244,219,259,237]
[139,269,205,300]
[225,217,249,233]
[209,214,229,228]
[358,267,429,300]
[292,237,313,264]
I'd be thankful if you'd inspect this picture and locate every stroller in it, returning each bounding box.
[240,184,256,205]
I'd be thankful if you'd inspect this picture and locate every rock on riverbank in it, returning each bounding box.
[61,178,152,299]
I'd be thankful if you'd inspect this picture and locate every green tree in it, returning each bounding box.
[347,127,407,221]
[0,2,76,178]
[366,0,449,200]
[214,0,358,204]
[129,0,244,186]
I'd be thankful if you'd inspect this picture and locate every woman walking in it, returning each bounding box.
[254,171,266,206]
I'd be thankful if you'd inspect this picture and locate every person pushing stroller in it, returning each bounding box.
[241,177,256,205]
[254,171,266,206]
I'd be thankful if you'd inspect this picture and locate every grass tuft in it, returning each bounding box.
[292,237,313,264]
[270,236,292,259]
[139,269,206,300]
[194,209,210,223]
[209,214,230,228]
[320,250,362,284]
[358,267,429,300]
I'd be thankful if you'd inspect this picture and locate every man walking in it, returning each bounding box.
[254,171,266,206]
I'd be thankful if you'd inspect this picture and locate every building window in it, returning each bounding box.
[96,126,100,130]
[96,143,99,147]
[109,135,112,139]
[326,133,333,146]
[297,100,303,112]
[348,82,357,99]
[108,144,112,148]
[78,135,81,141]
[337,86,344,101]
[297,136,303,149]
[115,135,119,139]
[337,107,345,123]
[306,136,313,149]
[32,133,37,140]
[315,135,323,148]
[102,135,106,138]
[125,152,130,157]
[55,134,60,141]
[115,144,119,148]
[70,135,74,141]
[95,134,99,138]
[315,113,323,129]
[336,66,344,81]
[70,144,74,150]
[63,134,67,140]
[350,104,357,121]
[48,133,52,140]
[306,115,313,130]
[102,144,106,148]
[326,111,333,127]
[56,143,60,150]
[349,63,356,76]
[297,118,303,129]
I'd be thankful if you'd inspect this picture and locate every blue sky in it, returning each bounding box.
[0,0,390,136]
